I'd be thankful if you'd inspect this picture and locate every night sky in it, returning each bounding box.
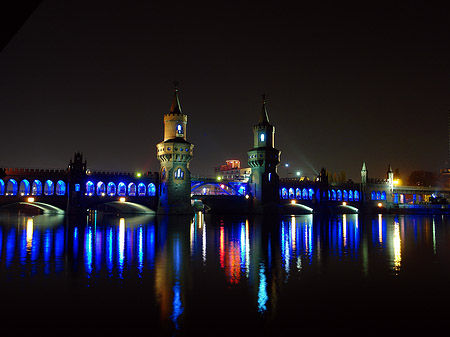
[0,1,449,181]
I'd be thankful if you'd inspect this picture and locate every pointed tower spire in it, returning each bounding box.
[169,81,182,114]
[258,94,270,125]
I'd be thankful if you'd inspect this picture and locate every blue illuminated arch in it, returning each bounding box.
[337,190,342,201]
[288,188,294,199]
[296,188,301,199]
[44,180,54,196]
[107,182,116,196]
[56,180,66,196]
[96,181,106,196]
[376,191,381,200]
[308,188,314,200]
[381,191,386,200]
[343,190,348,201]
[371,191,376,200]
[19,179,30,196]
[128,182,136,196]
[32,180,42,196]
[138,183,146,196]
[0,179,4,195]
[238,185,246,196]
[174,168,184,180]
[331,189,336,201]
[86,181,94,195]
[348,190,353,201]
[176,124,183,134]
[148,183,156,196]
[354,190,360,201]
[7,179,18,195]
[281,188,288,199]
[118,182,126,196]
[302,188,308,199]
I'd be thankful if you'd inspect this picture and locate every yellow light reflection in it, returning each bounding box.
[291,216,296,251]
[26,217,34,252]
[342,214,347,248]
[393,221,401,273]
[378,214,383,244]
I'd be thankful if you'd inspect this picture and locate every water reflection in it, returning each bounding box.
[0,213,449,333]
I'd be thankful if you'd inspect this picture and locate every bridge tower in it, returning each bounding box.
[156,84,194,214]
[361,161,368,202]
[247,95,281,212]
[67,151,87,214]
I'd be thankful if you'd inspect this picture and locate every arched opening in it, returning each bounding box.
[296,188,301,199]
[118,182,126,196]
[107,182,116,196]
[0,179,4,195]
[19,179,31,196]
[281,188,288,199]
[97,181,106,196]
[343,190,348,201]
[44,180,54,196]
[288,188,294,199]
[32,180,42,195]
[381,191,386,200]
[331,189,336,201]
[86,181,94,195]
[174,167,184,180]
[302,188,308,199]
[138,183,146,196]
[348,190,353,201]
[371,191,376,200]
[354,190,360,201]
[308,188,314,200]
[176,124,183,135]
[128,182,136,196]
[7,179,18,195]
[148,183,156,196]
[56,180,66,195]
[376,191,381,200]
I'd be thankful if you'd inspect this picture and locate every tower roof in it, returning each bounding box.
[258,94,270,125]
[169,82,183,114]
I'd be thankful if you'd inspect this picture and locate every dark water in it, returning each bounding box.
[0,212,449,336]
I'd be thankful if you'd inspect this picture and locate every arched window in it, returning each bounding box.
[19,179,30,196]
[281,188,288,199]
[32,180,42,196]
[354,190,360,201]
[161,167,166,180]
[107,182,116,196]
[381,191,386,200]
[138,183,146,196]
[301,188,307,199]
[348,190,353,201]
[174,168,184,180]
[0,179,4,195]
[97,181,106,196]
[308,188,314,200]
[56,180,66,195]
[148,183,156,196]
[337,190,342,201]
[288,188,294,199]
[128,182,136,196]
[296,188,301,199]
[118,182,126,196]
[331,189,336,201]
[44,180,54,196]
[371,191,376,200]
[176,124,183,134]
[6,179,17,195]
[343,190,348,201]
[376,191,381,200]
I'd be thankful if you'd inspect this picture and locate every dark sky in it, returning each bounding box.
[0,1,449,181]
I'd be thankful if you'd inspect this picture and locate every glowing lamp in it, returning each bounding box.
[136,172,142,178]
[119,197,126,202]
[27,197,35,203]
[291,200,296,204]
[377,203,383,208]
[245,194,250,199]
[342,202,347,206]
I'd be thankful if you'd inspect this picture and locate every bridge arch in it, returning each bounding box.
[44,180,54,195]
[0,179,4,195]
[128,182,136,196]
[354,190,360,201]
[96,181,106,196]
[138,183,146,196]
[107,182,116,196]
[56,180,66,195]
[32,180,42,195]
[288,188,294,199]
[19,179,30,195]
[148,183,156,196]
[7,179,18,195]
[118,182,126,196]
[348,190,353,201]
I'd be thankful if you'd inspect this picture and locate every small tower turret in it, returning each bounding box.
[387,164,394,192]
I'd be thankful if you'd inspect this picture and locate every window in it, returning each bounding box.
[268,173,271,182]
[281,188,288,199]
[348,190,353,201]
[309,188,314,200]
[296,188,301,199]
[107,182,116,196]
[302,188,308,199]
[56,180,66,195]
[288,188,294,199]
[44,180,55,196]
[19,179,30,196]
[176,124,183,134]
[354,190,360,201]
[75,184,80,192]
[260,133,265,142]
[148,183,156,196]
[343,190,348,201]
[337,190,342,201]
[174,167,184,179]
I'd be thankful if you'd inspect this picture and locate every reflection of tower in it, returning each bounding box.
[247,95,281,212]
[157,84,194,214]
